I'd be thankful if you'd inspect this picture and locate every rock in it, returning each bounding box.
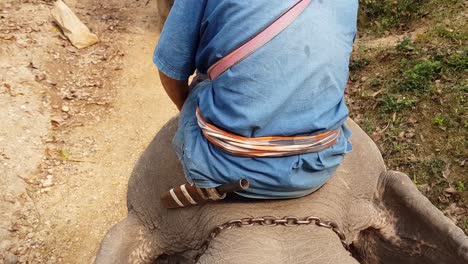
[445,187,457,194]
[35,73,47,82]
[61,105,70,112]
[0,239,13,251]
[51,0,98,49]
[0,34,15,40]
[41,187,52,193]
[4,253,18,264]
[51,118,62,127]
[47,256,57,264]
[0,228,10,241]
[41,176,54,188]
[8,222,21,232]
[407,117,418,124]
[3,193,16,204]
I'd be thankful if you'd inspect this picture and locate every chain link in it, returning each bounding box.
[195,215,349,261]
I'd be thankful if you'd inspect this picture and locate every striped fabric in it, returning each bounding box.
[196,107,340,157]
[162,183,226,209]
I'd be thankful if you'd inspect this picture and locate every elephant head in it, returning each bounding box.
[94,118,468,263]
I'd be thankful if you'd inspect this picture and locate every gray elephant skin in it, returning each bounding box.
[94,118,468,264]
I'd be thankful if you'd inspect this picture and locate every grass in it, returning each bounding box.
[359,0,428,34]
[457,181,465,193]
[434,25,468,43]
[359,0,467,35]
[349,58,370,72]
[396,37,417,52]
[351,0,468,233]
[446,50,468,71]
[378,94,417,113]
[432,114,447,130]
[401,60,442,91]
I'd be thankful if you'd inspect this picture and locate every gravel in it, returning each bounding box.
[4,253,18,264]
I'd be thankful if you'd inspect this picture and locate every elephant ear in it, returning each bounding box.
[94,214,162,264]
[352,171,468,264]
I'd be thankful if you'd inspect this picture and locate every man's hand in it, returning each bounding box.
[158,71,189,111]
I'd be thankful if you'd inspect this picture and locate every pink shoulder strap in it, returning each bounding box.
[207,0,312,80]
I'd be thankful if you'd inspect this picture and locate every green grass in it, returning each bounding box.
[359,0,466,35]
[349,58,370,73]
[446,50,468,71]
[350,0,467,233]
[457,181,465,193]
[359,0,427,33]
[432,114,447,130]
[401,60,442,92]
[379,94,417,113]
[396,37,417,53]
[433,26,468,43]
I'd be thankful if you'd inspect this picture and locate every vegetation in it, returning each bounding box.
[359,0,428,34]
[351,0,467,232]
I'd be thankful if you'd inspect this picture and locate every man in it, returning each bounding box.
[154,0,358,199]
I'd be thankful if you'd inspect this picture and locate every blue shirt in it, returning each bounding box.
[154,0,358,199]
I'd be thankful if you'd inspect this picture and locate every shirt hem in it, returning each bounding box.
[153,52,193,81]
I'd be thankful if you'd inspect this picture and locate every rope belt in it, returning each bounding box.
[196,107,340,157]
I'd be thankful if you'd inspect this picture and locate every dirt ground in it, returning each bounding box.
[1,0,176,263]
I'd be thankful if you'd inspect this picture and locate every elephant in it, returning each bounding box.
[94,118,468,263]
[156,0,173,30]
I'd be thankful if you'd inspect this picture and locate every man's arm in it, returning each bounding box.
[158,70,189,111]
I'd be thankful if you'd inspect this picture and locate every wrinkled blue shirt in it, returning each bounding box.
[154,0,358,199]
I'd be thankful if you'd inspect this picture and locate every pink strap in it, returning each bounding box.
[208,0,312,80]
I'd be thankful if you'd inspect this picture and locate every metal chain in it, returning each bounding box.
[195,215,349,261]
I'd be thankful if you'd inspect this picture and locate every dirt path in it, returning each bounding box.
[34,3,177,263]
[1,1,176,263]
[39,34,176,263]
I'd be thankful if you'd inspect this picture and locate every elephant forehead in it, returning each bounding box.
[198,225,358,264]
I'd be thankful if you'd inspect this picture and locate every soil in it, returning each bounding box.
[0,0,176,263]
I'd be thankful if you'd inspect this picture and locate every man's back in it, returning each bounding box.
[154,0,358,199]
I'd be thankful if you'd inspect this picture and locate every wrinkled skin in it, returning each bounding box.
[95,118,468,263]
[156,0,173,30]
